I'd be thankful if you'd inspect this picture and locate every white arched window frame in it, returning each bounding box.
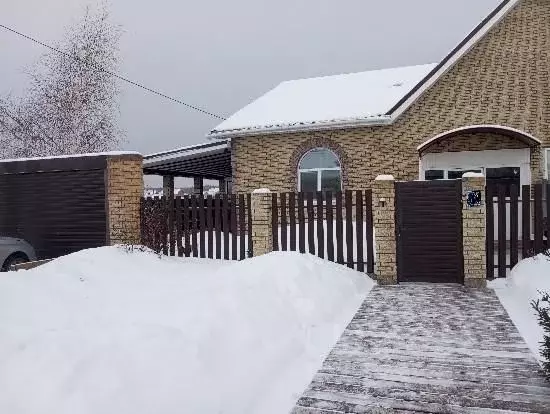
[298,148,342,192]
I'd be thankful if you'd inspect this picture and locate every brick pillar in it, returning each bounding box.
[373,175,397,285]
[462,174,487,288]
[163,175,174,200]
[219,178,226,194]
[193,177,203,195]
[106,154,144,245]
[251,189,273,256]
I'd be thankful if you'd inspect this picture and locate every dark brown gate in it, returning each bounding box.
[395,180,463,283]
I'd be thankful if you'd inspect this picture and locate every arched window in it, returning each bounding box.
[298,148,342,192]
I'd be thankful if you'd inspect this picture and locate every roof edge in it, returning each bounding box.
[387,0,520,119]
[208,116,393,139]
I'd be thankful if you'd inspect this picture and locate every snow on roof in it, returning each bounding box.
[209,63,437,138]
[0,151,141,164]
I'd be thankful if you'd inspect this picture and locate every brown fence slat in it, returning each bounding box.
[509,184,519,268]
[326,191,334,262]
[223,194,230,260]
[365,190,374,274]
[168,195,175,256]
[239,194,246,260]
[280,193,287,251]
[231,194,238,260]
[206,195,213,259]
[497,184,506,278]
[335,192,344,264]
[521,185,531,259]
[272,193,279,251]
[316,192,325,259]
[307,192,315,255]
[485,185,495,279]
[345,190,354,269]
[191,195,198,257]
[298,192,305,253]
[247,193,253,257]
[176,196,183,257]
[214,194,222,259]
[198,196,206,258]
[356,190,364,272]
[183,196,190,257]
[534,184,544,254]
[161,196,169,256]
[289,193,296,251]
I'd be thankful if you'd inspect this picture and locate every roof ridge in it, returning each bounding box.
[281,62,438,85]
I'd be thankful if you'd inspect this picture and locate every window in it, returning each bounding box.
[298,148,341,192]
[425,170,444,180]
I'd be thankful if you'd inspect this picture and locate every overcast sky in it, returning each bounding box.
[2,0,501,165]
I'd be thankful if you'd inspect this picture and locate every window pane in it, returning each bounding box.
[425,170,444,180]
[486,167,520,179]
[448,169,481,180]
[321,170,341,193]
[300,171,318,192]
[299,148,340,169]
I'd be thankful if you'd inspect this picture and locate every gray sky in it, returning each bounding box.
[1,0,501,169]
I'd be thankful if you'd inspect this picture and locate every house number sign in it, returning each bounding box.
[466,190,482,208]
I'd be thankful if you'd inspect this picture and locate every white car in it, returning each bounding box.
[0,237,37,271]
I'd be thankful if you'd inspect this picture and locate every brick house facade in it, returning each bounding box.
[210,0,549,193]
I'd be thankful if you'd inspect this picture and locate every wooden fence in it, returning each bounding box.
[141,194,253,260]
[271,190,375,273]
[486,183,549,278]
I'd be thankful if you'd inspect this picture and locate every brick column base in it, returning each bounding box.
[373,175,397,285]
[462,174,487,288]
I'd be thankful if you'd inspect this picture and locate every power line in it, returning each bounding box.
[0,24,226,120]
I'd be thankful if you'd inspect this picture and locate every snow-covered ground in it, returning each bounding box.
[490,253,550,363]
[0,247,373,414]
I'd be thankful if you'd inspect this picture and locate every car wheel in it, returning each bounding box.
[1,253,29,272]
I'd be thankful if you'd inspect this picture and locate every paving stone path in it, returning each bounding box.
[292,284,550,413]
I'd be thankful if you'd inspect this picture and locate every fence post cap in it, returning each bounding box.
[462,172,485,179]
[252,188,271,194]
[375,175,395,181]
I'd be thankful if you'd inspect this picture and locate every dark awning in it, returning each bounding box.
[142,141,231,180]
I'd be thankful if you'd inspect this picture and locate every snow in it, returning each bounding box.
[0,151,141,163]
[0,247,373,414]
[490,253,550,363]
[252,188,271,194]
[209,63,437,137]
[462,172,484,178]
[375,174,395,181]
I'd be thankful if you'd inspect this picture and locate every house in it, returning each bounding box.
[207,0,550,194]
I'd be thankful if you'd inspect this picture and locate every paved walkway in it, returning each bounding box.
[292,284,550,413]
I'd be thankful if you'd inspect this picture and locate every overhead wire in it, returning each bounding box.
[0,24,226,120]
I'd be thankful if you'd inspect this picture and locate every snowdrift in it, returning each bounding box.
[490,253,550,363]
[0,247,373,414]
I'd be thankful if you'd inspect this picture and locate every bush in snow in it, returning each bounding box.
[140,200,167,255]
[532,290,550,377]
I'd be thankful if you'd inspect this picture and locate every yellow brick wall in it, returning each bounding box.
[106,155,144,245]
[232,0,550,193]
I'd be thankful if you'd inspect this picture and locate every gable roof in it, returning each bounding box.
[209,0,520,139]
[209,64,437,138]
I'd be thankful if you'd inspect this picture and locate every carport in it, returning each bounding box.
[142,141,231,197]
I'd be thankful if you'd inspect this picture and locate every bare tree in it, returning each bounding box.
[0,4,123,158]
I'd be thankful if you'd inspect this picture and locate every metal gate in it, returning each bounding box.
[395,180,463,283]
